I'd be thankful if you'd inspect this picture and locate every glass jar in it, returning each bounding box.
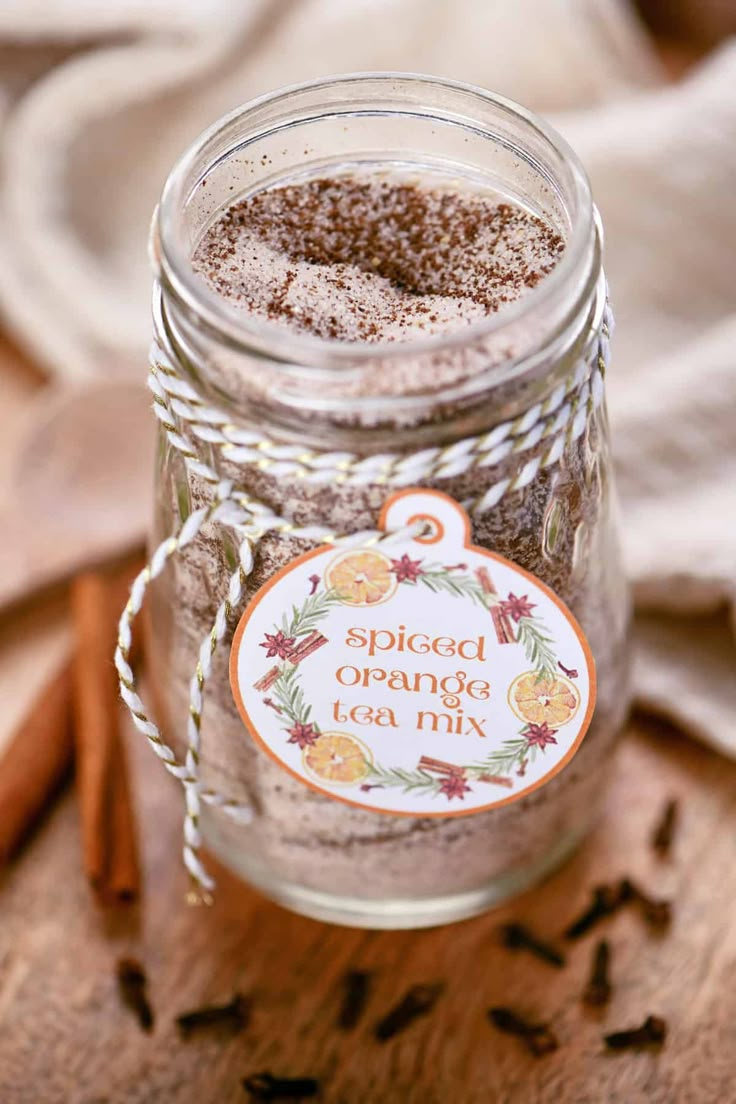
[146,73,630,928]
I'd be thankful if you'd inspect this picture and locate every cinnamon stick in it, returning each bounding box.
[0,658,75,866]
[71,571,140,904]
[476,567,514,644]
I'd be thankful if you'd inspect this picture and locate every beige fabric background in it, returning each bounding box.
[0,0,733,753]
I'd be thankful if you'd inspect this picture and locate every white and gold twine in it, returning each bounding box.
[116,300,613,899]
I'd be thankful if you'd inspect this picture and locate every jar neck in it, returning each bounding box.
[153,73,603,452]
[155,268,604,454]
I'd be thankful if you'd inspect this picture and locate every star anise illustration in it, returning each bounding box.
[438,774,472,801]
[287,722,318,749]
[524,722,558,749]
[390,554,424,584]
[259,630,296,659]
[500,592,537,622]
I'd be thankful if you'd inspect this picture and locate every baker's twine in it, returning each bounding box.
[116,301,613,901]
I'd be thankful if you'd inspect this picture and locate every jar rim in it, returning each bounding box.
[155,71,595,372]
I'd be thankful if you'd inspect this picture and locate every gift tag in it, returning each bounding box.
[230,490,595,817]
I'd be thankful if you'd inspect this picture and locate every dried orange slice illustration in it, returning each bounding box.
[508,671,580,727]
[303,732,373,785]
[325,549,397,606]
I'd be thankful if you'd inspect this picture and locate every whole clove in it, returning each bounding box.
[564,884,623,939]
[651,798,679,856]
[176,993,250,1038]
[619,878,672,931]
[583,940,611,1006]
[116,957,154,1033]
[500,922,566,967]
[337,970,372,1030]
[242,1071,320,1100]
[604,1014,667,1051]
[565,878,672,940]
[488,1007,559,1056]
[374,982,444,1041]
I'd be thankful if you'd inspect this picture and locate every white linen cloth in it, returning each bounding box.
[0,0,733,753]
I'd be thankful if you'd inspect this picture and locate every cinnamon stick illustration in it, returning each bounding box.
[290,630,328,663]
[254,631,327,692]
[476,567,515,644]
[476,772,514,789]
[254,667,280,693]
[418,756,513,789]
[418,755,465,777]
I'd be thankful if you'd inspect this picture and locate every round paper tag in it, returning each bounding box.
[230,490,595,817]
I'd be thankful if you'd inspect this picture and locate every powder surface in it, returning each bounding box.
[192,173,565,343]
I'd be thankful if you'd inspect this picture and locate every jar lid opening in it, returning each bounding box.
[156,72,596,375]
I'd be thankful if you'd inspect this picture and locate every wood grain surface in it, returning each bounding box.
[1,709,735,1104]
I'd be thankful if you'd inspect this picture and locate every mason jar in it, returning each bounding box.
[144,73,630,929]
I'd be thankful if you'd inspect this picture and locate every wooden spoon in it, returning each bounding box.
[0,380,153,613]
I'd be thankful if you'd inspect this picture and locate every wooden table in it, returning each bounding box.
[2,706,736,1103]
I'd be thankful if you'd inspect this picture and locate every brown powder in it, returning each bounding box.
[192,173,564,343]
